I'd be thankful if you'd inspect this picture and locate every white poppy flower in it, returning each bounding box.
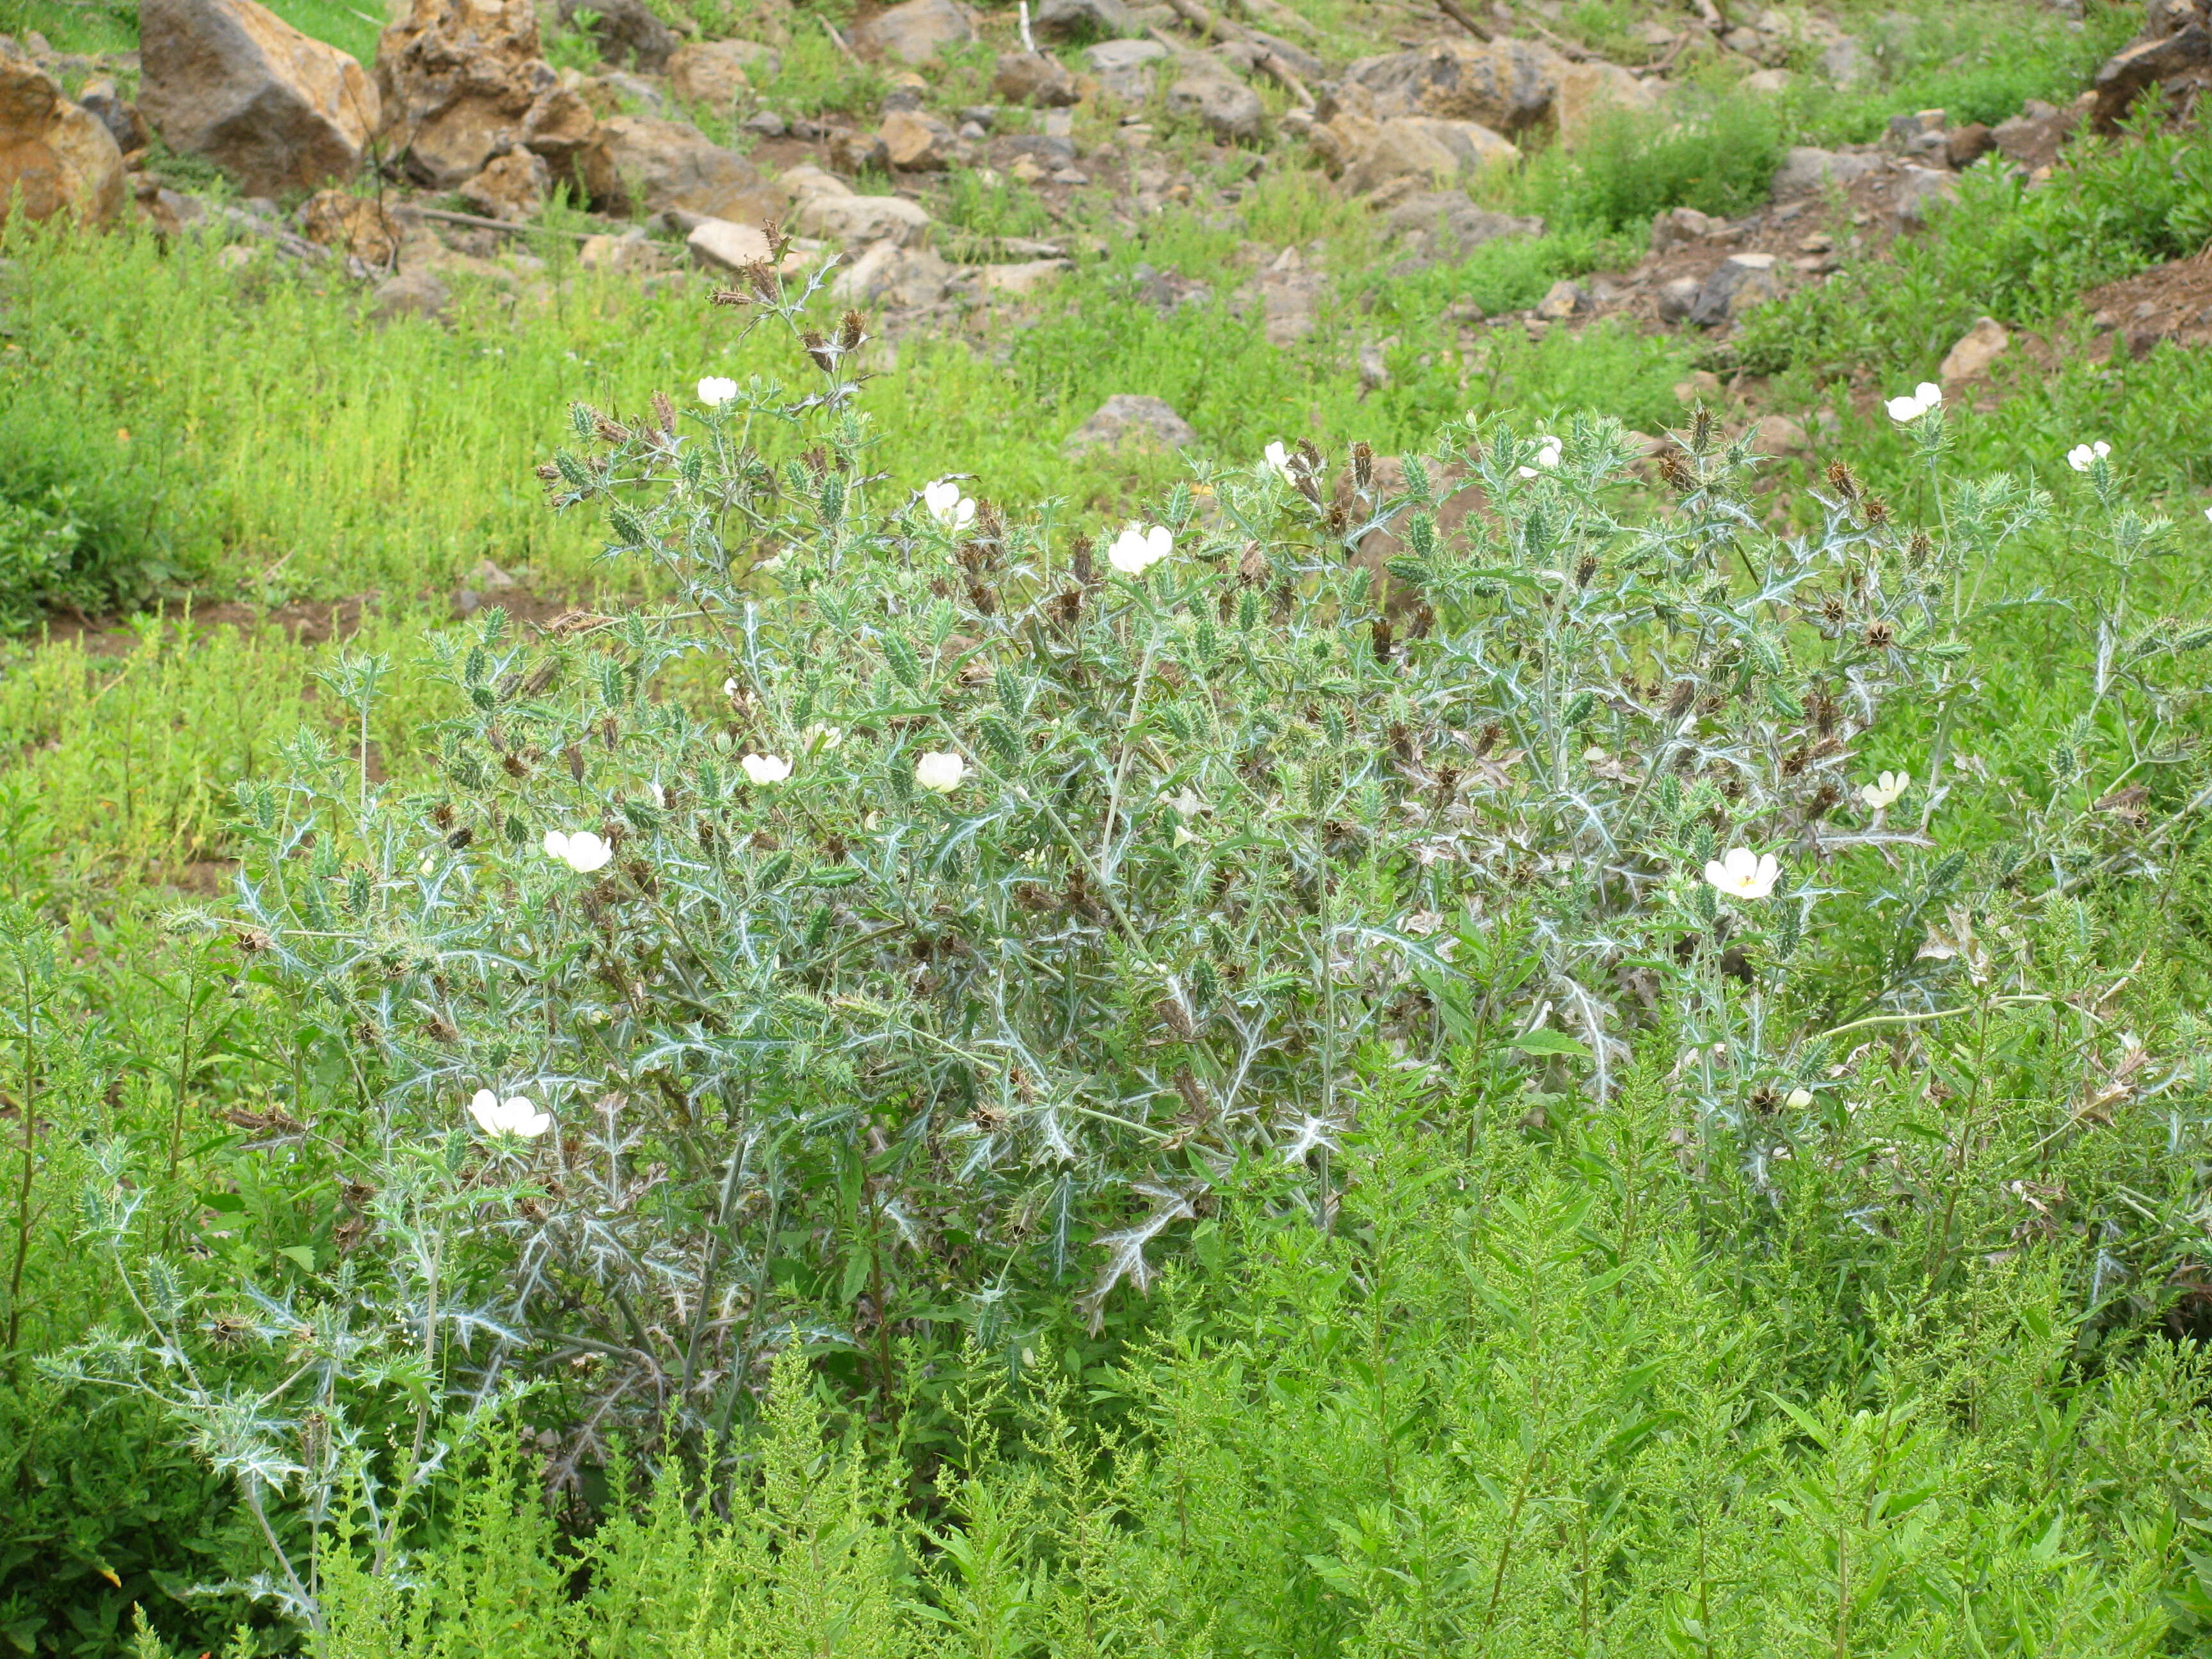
[469,1088,551,1138]
[543,829,614,873]
[740,753,792,785]
[922,477,977,533]
[1859,770,1910,811]
[697,376,739,406]
[1107,524,1173,576]
[915,751,968,793]
[1264,440,1295,485]
[801,723,843,753]
[1518,434,1563,479]
[1885,381,1943,424]
[2065,441,2111,472]
[724,677,740,698]
[1784,1087,1815,1110]
[1703,846,1779,900]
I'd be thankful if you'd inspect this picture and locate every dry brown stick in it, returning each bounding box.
[819,13,863,65]
[1519,15,1590,60]
[1434,0,1494,44]
[1162,0,1249,44]
[1254,49,1314,105]
[394,203,600,240]
[1155,0,1313,104]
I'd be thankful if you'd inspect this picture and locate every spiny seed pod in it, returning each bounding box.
[1237,540,1267,586]
[1690,405,1716,452]
[1825,459,1861,501]
[801,330,834,373]
[1575,554,1598,587]
[1667,680,1697,718]
[653,389,677,436]
[1821,594,1847,627]
[1863,620,1895,649]
[837,309,866,351]
[1372,616,1395,664]
[1808,782,1841,818]
[1862,495,1889,525]
[594,414,629,445]
[1658,449,1695,492]
[1352,442,1374,490]
[1907,531,1932,566]
[1071,534,1096,589]
[1474,721,1501,757]
[710,286,751,308]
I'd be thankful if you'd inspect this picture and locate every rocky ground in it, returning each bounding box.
[1,0,2207,469]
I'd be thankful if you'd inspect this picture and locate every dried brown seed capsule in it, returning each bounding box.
[1863,620,1895,649]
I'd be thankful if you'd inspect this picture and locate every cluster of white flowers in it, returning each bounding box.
[1885,382,1944,424]
[1518,433,1563,479]
[1264,440,1296,485]
[2066,441,2111,472]
[740,753,792,785]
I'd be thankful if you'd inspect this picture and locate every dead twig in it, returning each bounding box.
[819,13,863,65]
[394,203,600,241]
[1434,0,1494,43]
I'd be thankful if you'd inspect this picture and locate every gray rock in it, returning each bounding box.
[792,189,933,246]
[1166,60,1264,142]
[742,108,787,136]
[1937,314,2010,381]
[1687,253,1777,326]
[831,239,953,307]
[560,0,677,72]
[850,0,977,65]
[1534,278,1585,319]
[986,132,1077,168]
[1647,204,1717,251]
[1240,255,1329,344]
[668,40,780,110]
[1819,28,1870,81]
[371,269,449,322]
[1358,341,1390,389]
[1062,392,1197,456]
[686,216,773,270]
[1382,189,1543,262]
[1250,30,1324,81]
[1086,37,1167,102]
[1769,145,1880,198]
[597,115,770,219]
[2089,24,2210,131]
[1894,164,1957,229]
[1655,277,1701,323]
[597,69,668,116]
[992,49,1082,106]
[74,77,148,152]
[1991,99,2077,168]
[1034,0,1135,40]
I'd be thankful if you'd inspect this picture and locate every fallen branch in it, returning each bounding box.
[1153,0,1313,104]
[394,203,600,241]
[1518,15,1589,60]
[1434,0,1494,43]
[1161,0,1247,44]
[820,13,863,65]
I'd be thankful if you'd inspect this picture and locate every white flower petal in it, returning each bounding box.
[915,751,967,792]
[698,376,738,406]
[740,753,793,785]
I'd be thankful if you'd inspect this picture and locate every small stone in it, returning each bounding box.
[1819,36,1870,86]
[459,144,550,221]
[850,0,977,65]
[471,557,520,589]
[1655,275,1702,324]
[1358,342,1391,390]
[1086,37,1167,102]
[686,216,773,270]
[1742,67,1793,93]
[828,126,892,173]
[1034,0,1135,39]
[1534,278,1585,320]
[668,39,780,110]
[1672,369,1724,403]
[74,77,149,152]
[1062,392,1197,456]
[371,269,450,323]
[1687,253,1777,326]
[1894,164,1957,230]
[1937,314,2010,382]
[1648,204,1716,251]
[993,49,1081,106]
[742,109,787,136]
[1166,62,1264,143]
[831,239,953,307]
[1944,122,1994,169]
[1770,146,1880,198]
[979,257,1072,294]
[562,0,678,72]
[881,108,955,168]
[298,188,396,262]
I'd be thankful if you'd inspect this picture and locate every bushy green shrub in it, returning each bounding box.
[1508,87,1785,235]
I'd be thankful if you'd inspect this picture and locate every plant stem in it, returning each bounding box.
[5,952,35,1369]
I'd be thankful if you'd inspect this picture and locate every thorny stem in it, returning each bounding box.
[6,950,35,1368]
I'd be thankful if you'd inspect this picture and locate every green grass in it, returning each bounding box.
[0,0,383,68]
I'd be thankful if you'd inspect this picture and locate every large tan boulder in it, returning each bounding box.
[138,0,378,195]
[0,38,125,225]
[375,0,586,189]
[1337,38,1566,135]
[1552,60,1653,148]
[1315,111,1518,194]
[597,113,771,218]
[298,187,397,261]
